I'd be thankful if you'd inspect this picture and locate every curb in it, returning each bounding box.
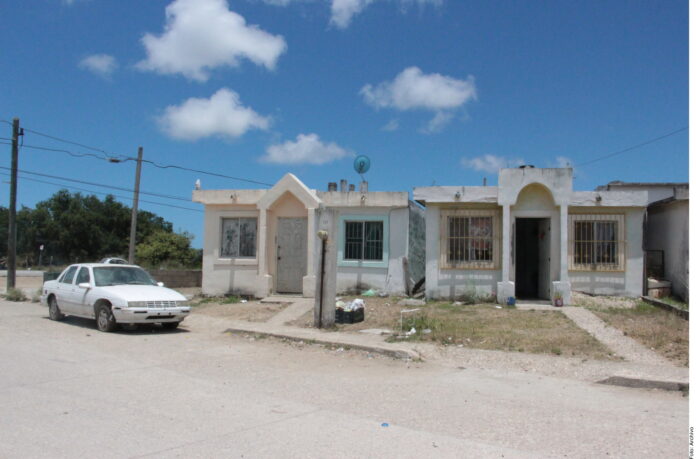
[224,327,420,361]
[597,376,688,393]
[640,296,688,320]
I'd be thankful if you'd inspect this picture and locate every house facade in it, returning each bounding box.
[193,173,424,298]
[414,167,648,304]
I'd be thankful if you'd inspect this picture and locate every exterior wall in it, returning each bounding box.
[568,207,645,297]
[646,200,689,300]
[334,206,410,295]
[407,201,426,284]
[424,205,501,299]
[201,205,261,296]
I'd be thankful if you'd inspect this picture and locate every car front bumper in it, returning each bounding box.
[112,306,191,324]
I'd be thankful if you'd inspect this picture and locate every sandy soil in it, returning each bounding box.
[193,300,289,322]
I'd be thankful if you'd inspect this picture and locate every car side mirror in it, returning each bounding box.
[78,282,90,289]
[157,282,164,287]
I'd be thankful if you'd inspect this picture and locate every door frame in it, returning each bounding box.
[275,217,308,294]
[512,215,552,300]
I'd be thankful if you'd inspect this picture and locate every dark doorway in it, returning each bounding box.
[515,218,551,299]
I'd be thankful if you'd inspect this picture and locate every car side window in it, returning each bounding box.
[75,267,90,285]
[59,266,78,284]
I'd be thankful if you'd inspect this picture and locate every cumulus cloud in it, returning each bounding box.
[158,88,270,140]
[78,54,118,78]
[330,0,441,29]
[361,66,476,132]
[381,119,399,131]
[461,155,525,174]
[137,0,287,82]
[261,133,352,165]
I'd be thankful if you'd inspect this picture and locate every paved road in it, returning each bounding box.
[0,300,686,458]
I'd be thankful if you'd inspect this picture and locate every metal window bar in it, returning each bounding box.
[344,221,383,261]
[570,217,623,271]
[447,216,493,264]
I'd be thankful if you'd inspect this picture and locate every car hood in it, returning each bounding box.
[95,285,187,302]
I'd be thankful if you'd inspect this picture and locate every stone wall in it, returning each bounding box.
[148,270,202,288]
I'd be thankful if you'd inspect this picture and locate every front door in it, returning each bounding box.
[276,217,307,293]
[514,218,551,300]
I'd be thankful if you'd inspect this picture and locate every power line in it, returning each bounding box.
[0,172,203,213]
[575,126,688,167]
[0,165,193,203]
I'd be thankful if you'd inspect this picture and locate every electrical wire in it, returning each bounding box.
[0,165,193,203]
[0,172,203,213]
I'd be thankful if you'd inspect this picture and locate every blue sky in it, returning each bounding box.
[0,0,688,248]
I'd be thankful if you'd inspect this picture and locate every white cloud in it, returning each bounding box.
[461,155,525,174]
[262,133,352,165]
[330,0,442,29]
[78,54,118,78]
[361,66,476,132]
[381,119,399,131]
[137,0,287,82]
[158,88,270,141]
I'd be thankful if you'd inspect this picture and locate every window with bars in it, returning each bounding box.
[440,210,499,269]
[569,215,624,271]
[221,217,257,258]
[344,221,384,261]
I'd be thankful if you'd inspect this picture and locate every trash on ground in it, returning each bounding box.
[398,298,426,307]
[377,291,388,297]
[495,305,502,309]
[362,289,376,297]
[381,423,389,427]
[423,328,432,334]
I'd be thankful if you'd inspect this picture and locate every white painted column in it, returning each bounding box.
[257,208,268,276]
[559,204,569,282]
[306,209,315,276]
[501,204,511,282]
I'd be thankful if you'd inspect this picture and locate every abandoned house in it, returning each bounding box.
[596,181,689,301]
[414,167,650,305]
[193,173,425,298]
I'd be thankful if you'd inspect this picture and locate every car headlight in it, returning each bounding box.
[128,301,148,308]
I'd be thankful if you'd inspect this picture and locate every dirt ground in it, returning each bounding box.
[291,297,614,360]
[192,300,289,322]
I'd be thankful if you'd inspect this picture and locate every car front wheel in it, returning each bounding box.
[48,297,65,321]
[96,304,117,332]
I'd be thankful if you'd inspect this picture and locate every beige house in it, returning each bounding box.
[414,167,649,304]
[193,174,424,298]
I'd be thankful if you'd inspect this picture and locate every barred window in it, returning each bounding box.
[221,218,257,258]
[569,215,624,271]
[344,221,383,261]
[440,209,499,269]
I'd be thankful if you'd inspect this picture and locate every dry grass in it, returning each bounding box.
[192,299,288,322]
[589,301,689,367]
[290,297,614,360]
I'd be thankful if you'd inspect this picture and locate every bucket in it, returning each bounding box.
[506,296,516,306]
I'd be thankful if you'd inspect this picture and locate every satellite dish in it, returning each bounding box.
[354,155,371,175]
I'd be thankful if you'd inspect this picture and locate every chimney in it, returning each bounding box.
[483,177,487,186]
[349,184,355,192]
[340,179,348,192]
[360,181,368,192]
[328,182,337,191]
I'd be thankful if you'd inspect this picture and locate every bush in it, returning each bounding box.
[5,288,27,302]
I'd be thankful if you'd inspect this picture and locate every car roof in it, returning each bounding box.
[69,263,142,268]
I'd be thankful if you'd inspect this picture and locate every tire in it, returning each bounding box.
[161,321,180,330]
[96,304,117,332]
[48,296,65,321]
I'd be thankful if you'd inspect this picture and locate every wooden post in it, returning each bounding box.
[128,147,143,264]
[6,118,19,290]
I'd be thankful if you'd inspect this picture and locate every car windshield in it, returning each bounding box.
[93,267,157,287]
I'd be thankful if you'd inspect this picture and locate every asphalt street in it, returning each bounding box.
[0,300,686,458]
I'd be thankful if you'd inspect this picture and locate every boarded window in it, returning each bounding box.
[569,215,624,271]
[344,221,383,261]
[440,209,499,270]
[221,218,257,258]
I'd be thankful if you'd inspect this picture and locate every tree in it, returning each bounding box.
[135,231,199,268]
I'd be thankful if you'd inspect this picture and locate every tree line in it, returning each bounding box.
[0,190,201,269]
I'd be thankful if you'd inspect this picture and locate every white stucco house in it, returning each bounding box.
[193,174,424,298]
[414,167,649,305]
[597,181,689,301]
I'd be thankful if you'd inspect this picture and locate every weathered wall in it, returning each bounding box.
[407,201,426,285]
[568,207,645,297]
[646,200,689,300]
[149,270,202,288]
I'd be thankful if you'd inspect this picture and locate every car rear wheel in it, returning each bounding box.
[161,321,180,330]
[48,297,65,321]
[96,304,117,332]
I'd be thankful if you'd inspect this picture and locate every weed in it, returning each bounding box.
[551,347,562,355]
[4,288,27,302]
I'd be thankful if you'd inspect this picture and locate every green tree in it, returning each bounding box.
[135,230,199,268]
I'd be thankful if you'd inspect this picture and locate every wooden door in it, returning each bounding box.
[276,218,308,293]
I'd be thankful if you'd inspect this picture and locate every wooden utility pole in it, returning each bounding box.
[6,118,19,290]
[128,147,143,264]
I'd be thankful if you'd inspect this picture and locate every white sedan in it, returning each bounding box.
[41,263,191,332]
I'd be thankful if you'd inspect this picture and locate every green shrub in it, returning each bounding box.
[5,288,27,302]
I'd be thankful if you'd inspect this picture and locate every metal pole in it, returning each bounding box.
[317,237,327,328]
[7,118,19,290]
[128,147,143,264]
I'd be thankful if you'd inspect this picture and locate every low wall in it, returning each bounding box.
[149,270,202,288]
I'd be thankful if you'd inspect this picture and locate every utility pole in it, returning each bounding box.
[6,118,20,290]
[128,147,143,264]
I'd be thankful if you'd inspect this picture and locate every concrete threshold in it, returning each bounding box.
[597,376,689,393]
